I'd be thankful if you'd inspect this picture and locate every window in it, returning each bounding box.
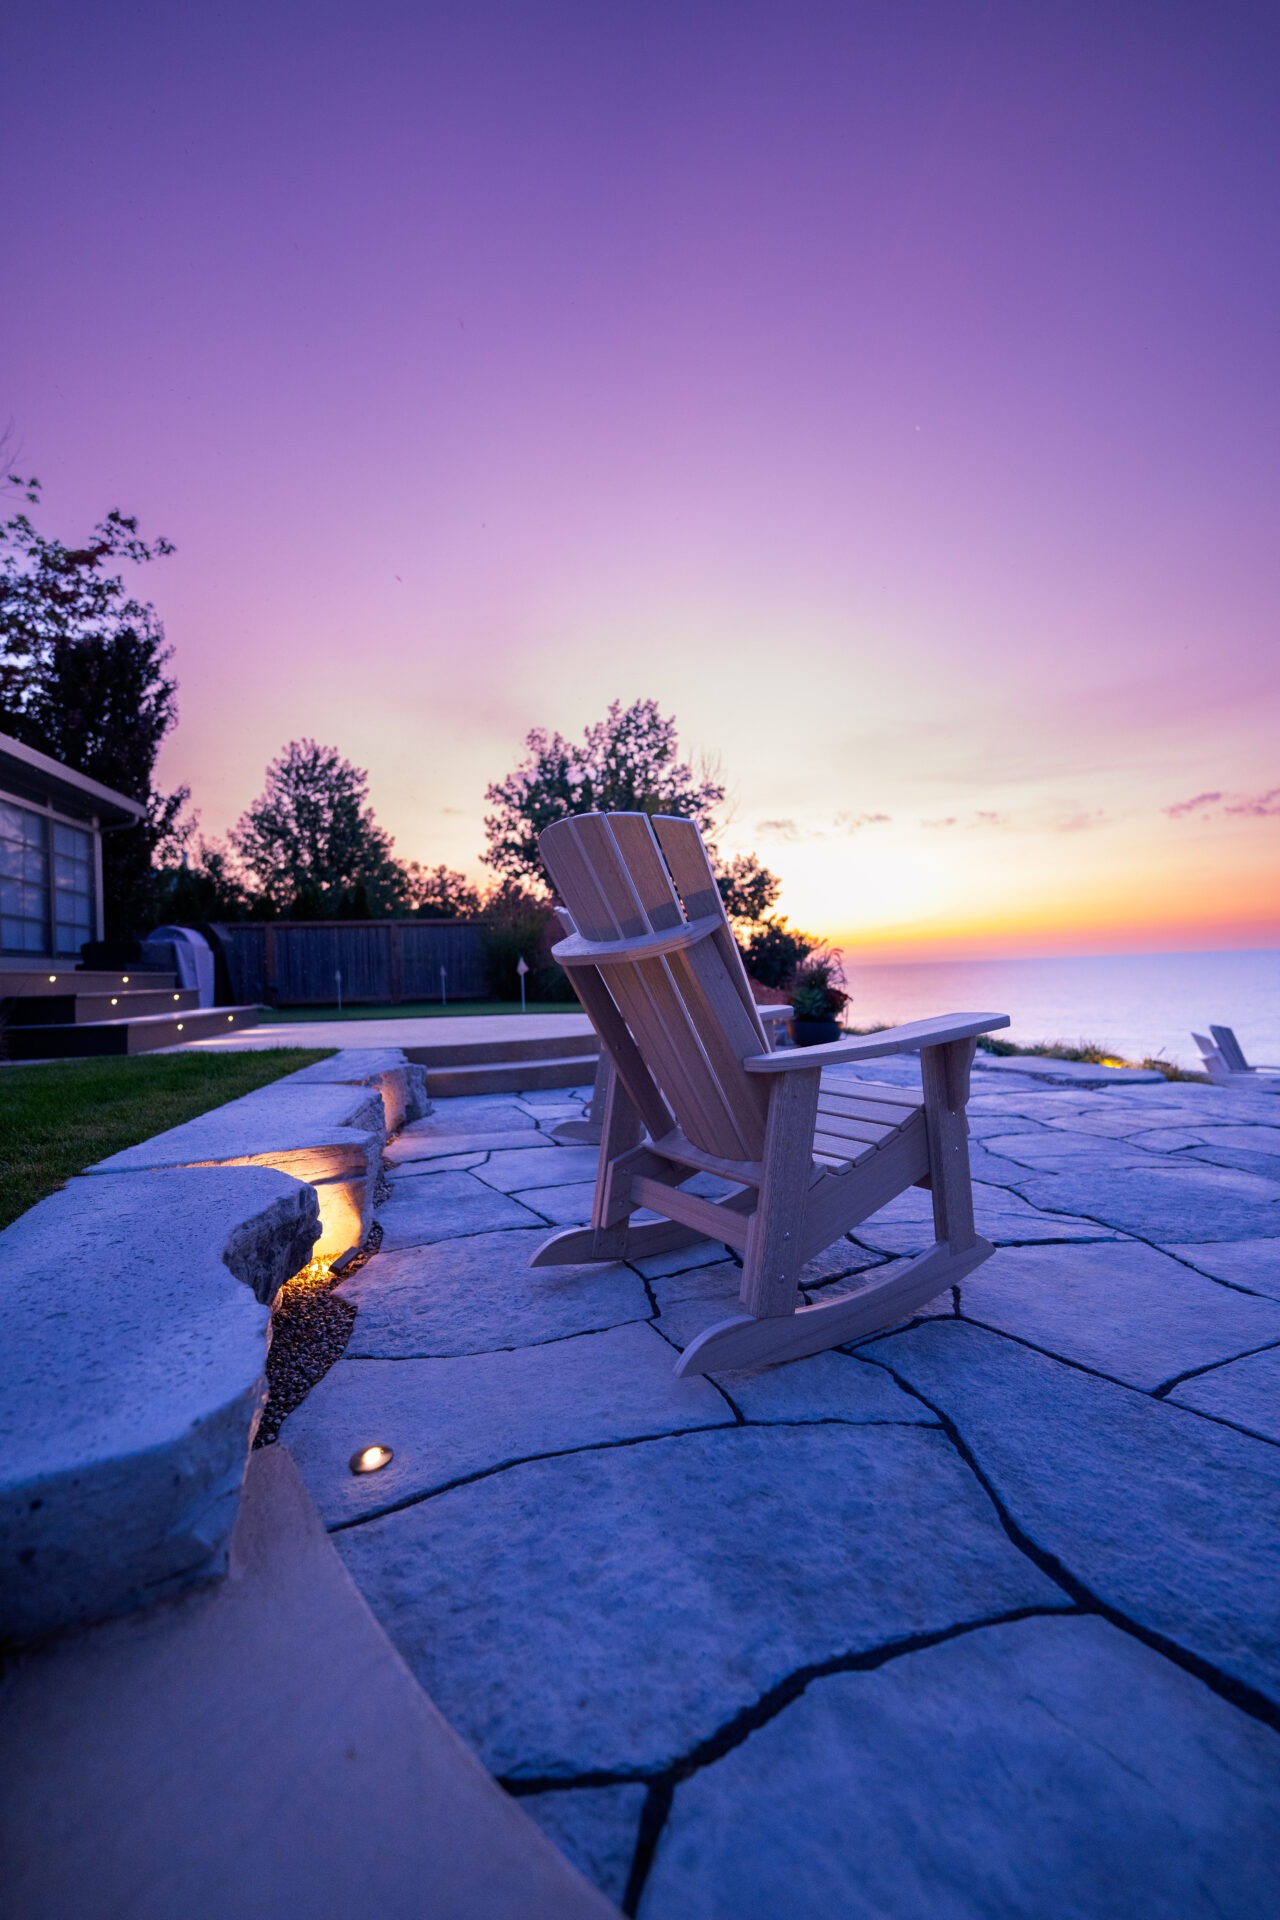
[0,802,48,953]
[0,800,97,957]
[53,822,95,955]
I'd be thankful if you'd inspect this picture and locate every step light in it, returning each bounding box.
[349,1444,393,1475]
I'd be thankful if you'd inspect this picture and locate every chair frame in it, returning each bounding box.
[1192,1026,1280,1086]
[530,811,1010,1375]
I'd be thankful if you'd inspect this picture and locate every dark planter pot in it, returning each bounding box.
[791,1016,842,1047]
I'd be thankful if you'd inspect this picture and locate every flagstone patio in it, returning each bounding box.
[279,1059,1280,1917]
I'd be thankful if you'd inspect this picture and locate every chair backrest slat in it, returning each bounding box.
[541,813,772,1162]
[653,816,770,1047]
[1210,1025,1250,1072]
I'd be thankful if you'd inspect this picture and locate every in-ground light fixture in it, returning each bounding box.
[349,1444,394,1475]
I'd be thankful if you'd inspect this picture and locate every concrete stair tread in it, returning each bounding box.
[426,1052,600,1097]
[0,968,178,995]
[7,989,201,1024]
[4,1005,262,1059]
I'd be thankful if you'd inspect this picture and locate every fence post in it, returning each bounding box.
[263,925,277,1006]
[389,920,403,1003]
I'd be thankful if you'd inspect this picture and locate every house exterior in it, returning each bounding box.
[0,730,143,964]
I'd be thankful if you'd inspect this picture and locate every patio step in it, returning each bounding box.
[0,966,178,996]
[6,988,201,1025]
[402,1026,598,1096]
[420,1051,600,1097]
[406,1029,598,1069]
[3,1005,262,1060]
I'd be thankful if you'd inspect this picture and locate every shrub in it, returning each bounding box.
[478,887,577,1001]
[740,914,818,989]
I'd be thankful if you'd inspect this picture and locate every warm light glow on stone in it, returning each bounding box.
[349,1444,393,1475]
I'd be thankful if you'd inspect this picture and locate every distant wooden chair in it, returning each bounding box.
[530,811,1010,1374]
[1192,1026,1280,1087]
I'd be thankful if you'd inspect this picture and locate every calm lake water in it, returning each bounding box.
[842,949,1279,1072]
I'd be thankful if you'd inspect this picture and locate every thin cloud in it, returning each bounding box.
[1164,787,1279,820]
[833,810,891,831]
[1055,810,1108,833]
[757,817,804,841]
[1225,787,1280,817]
[1164,791,1223,818]
[920,811,1007,830]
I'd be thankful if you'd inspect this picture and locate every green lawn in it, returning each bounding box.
[0,1048,333,1231]
[271,999,581,1022]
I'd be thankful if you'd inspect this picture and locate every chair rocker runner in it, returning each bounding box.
[529,811,1010,1375]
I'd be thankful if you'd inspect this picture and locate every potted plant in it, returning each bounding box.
[787,953,849,1047]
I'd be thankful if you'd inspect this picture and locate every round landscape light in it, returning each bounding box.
[349,1444,394,1475]
[177,1022,184,1031]
[227,1014,234,1022]
[111,997,118,1006]
[173,993,180,1002]
[122,974,130,983]
[48,974,57,983]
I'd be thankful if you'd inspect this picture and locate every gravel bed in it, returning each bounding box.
[254,1224,380,1447]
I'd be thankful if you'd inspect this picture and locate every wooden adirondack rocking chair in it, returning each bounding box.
[530,811,1011,1375]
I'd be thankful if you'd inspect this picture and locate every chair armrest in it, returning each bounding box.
[743,1012,1010,1073]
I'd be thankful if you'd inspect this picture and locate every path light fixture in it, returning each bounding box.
[349,1444,394,1475]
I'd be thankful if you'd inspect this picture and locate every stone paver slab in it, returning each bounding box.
[340,1230,652,1357]
[1190,1144,1280,1180]
[958,1242,1280,1388]
[334,1424,1062,1776]
[973,1057,1166,1086]
[284,1322,729,1525]
[512,1181,600,1226]
[1012,1163,1280,1242]
[629,1242,732,1281]
[854,1184,1120,1257]
[376,1171,542,1248]
[386,1151,487,1179]
[719,1350,938,1425]
[476,1145,604,1193]
[1169,1346,1280,1444]
[642,1616,1280,1920]
[982,1132,1156,1169]
[386,1128,549,1165]
[1131,1125,1280,1155]
[520,1786,647,1910]
[1161,1239,1280,1300]
[865,1319,1280,1705]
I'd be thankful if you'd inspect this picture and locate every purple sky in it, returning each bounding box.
[5,2,1277,955]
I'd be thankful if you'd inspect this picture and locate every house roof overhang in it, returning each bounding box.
[0,730,145,828]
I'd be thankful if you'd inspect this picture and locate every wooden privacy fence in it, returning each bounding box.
[211,921,489,1006]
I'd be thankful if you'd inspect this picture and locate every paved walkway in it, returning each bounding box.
[280,1059,1280,1917]
[174,1011,594,1053]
